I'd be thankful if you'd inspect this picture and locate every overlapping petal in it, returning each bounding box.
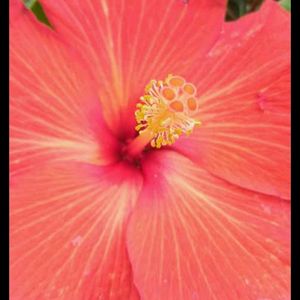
[127,151,290,300]
[175,0,290,199]
[10,162,142,299]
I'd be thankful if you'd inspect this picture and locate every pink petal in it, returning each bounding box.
[38,0,226,133]
[9,0,26,22]
[127,151,290,300]
[175,0,290,199]
[10,9,119,180]
[10,162,142,299]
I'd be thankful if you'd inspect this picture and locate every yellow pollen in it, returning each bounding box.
[135,74,201,148]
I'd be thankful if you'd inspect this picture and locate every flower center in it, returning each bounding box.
[126,75,201,157]
[136,74,201,147]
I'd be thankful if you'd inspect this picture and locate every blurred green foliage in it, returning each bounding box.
[226,0,265,21]
[23,0,52,28]
[23,0,290,28]
[279,0,291,11]
[226,0,290,21]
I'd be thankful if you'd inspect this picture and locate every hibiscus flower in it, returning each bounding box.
[10,0,290,299]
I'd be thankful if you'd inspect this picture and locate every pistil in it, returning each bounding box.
[126,74,201,157]
[126,129,153,157]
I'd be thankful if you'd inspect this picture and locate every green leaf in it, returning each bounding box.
[226,0,265,22]
[279,0,291,11]
[23,0,53,28]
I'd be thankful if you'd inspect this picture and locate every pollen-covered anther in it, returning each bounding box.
[135,74,201,148]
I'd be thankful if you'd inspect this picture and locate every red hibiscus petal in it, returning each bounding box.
[10,9,119,180]
[10,162,142,299]
[175,0,290,200]
[10,0,26,22]
[10,12,142,298]
[127,151,290,300]
[38,0,226,133]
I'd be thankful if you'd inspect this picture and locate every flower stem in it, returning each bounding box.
[126,130,153,157]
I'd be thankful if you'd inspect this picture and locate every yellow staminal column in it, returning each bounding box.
[127,74,201,157]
